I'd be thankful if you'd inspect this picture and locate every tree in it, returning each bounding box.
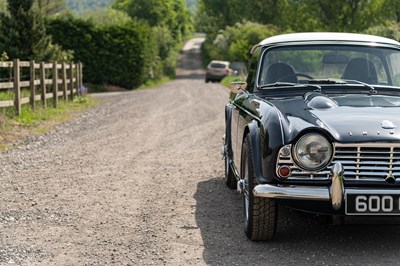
[83,8,132,27]
[206,21,279,63]
[65,0,114,14]
[113,0,192,40]
[196,0,290,37]
[0,0,6,12]
[196,0,243,36]
[186,0,198,12]
[312,0,385,32]
[381,0,400,23]
[365,20,400,41]
[112,0,192,79]
[35,0,66,16]
[113,0,166,27]
[0,0,55,61]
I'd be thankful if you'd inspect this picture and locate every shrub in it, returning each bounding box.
[47,15,160,88]
[203,21,280,65]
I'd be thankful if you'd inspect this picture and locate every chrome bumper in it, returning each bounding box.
[253,162,346,211]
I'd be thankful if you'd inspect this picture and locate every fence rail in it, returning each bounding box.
[0,59,83,115]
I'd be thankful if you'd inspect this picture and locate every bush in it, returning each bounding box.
[364,20,400,41]
[203,21,280,65]
[47,15,160,88]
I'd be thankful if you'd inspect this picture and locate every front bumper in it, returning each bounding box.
[252,162,399,211]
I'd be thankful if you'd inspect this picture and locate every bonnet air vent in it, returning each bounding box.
[304,93,338,110]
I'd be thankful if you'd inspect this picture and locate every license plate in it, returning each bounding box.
[346,194,400,215]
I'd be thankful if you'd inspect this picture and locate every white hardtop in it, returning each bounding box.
[259,32,400,46]
[209,60,230,64]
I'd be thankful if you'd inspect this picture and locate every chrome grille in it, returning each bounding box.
[276,143,400,181]
[334,143,400,180]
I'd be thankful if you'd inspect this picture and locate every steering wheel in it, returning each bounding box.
[277,73,314,82]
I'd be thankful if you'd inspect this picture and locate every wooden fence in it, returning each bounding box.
[0,59,83,115]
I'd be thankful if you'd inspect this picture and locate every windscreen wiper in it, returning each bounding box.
[259,82,322,92]
[259,82,296,88]
[308,78,378,95]
[342,79,378,95]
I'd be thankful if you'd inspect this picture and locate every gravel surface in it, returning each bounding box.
[1,37,400,265]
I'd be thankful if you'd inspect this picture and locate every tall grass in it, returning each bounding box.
[0,91,14,101]
[4,97,96,125]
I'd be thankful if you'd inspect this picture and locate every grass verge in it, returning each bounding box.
[137,76,171,90]
[221,76,247,88]
[0,96,97,151]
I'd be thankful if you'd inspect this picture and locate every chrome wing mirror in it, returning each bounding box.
[230,81,247,94]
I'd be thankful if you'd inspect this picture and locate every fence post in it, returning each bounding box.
[40,62,46,108]
[69,61,74,101]
[62,62,67,101]
[79,63,83,91]
[30,60,35,111]
[75,63,80,96]
[14,59,20,116]
[52,61,58,108]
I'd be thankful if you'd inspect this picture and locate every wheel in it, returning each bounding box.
[205,79,209,83]
[241,135,277,241]
[277,72,314,82]
[225,148,237,189]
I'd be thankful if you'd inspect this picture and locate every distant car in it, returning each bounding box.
[223,32,400,241]
[205,60,232,83]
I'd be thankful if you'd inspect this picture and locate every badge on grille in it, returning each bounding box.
[381,120,396,129]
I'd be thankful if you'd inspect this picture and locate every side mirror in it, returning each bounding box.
[230,81,247,94]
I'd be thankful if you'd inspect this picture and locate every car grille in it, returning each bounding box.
[277,143,400,181]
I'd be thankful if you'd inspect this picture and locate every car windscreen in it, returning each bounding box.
[210,63,227,68]
[258,45,400,88]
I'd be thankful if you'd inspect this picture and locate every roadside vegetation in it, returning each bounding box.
[0,0,193,91]
[0,96,96,150]
[197,0,400,65]
[220,76,245,88]
[0,0,194,148]
[48,0,193,90]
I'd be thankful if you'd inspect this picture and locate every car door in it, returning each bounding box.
[231,46,262,175]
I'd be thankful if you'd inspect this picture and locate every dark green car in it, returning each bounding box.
[223,32,400,241]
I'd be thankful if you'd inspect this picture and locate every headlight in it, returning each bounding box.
[293,133,333,171]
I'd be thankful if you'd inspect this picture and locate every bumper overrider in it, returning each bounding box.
[247,162,398,211]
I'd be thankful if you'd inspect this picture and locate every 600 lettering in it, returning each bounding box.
[347,194,400,215]
[355,195,395,213]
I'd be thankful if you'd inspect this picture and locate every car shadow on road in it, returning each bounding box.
[195,177,400,265]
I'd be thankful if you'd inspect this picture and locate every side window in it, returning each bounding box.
[246,47,262,92]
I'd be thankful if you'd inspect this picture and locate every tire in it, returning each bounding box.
[225,150,237,189]
[241,135,277,241]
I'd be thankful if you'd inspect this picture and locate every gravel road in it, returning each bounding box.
[1,37,400,266]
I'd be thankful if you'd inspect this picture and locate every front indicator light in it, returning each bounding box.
[278,165,291,178]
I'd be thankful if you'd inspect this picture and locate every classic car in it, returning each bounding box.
[222,32,400,241]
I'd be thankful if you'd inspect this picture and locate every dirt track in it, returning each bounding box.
[2,38,400,265]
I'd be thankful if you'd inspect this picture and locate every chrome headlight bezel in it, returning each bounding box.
[292,133,333,171]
